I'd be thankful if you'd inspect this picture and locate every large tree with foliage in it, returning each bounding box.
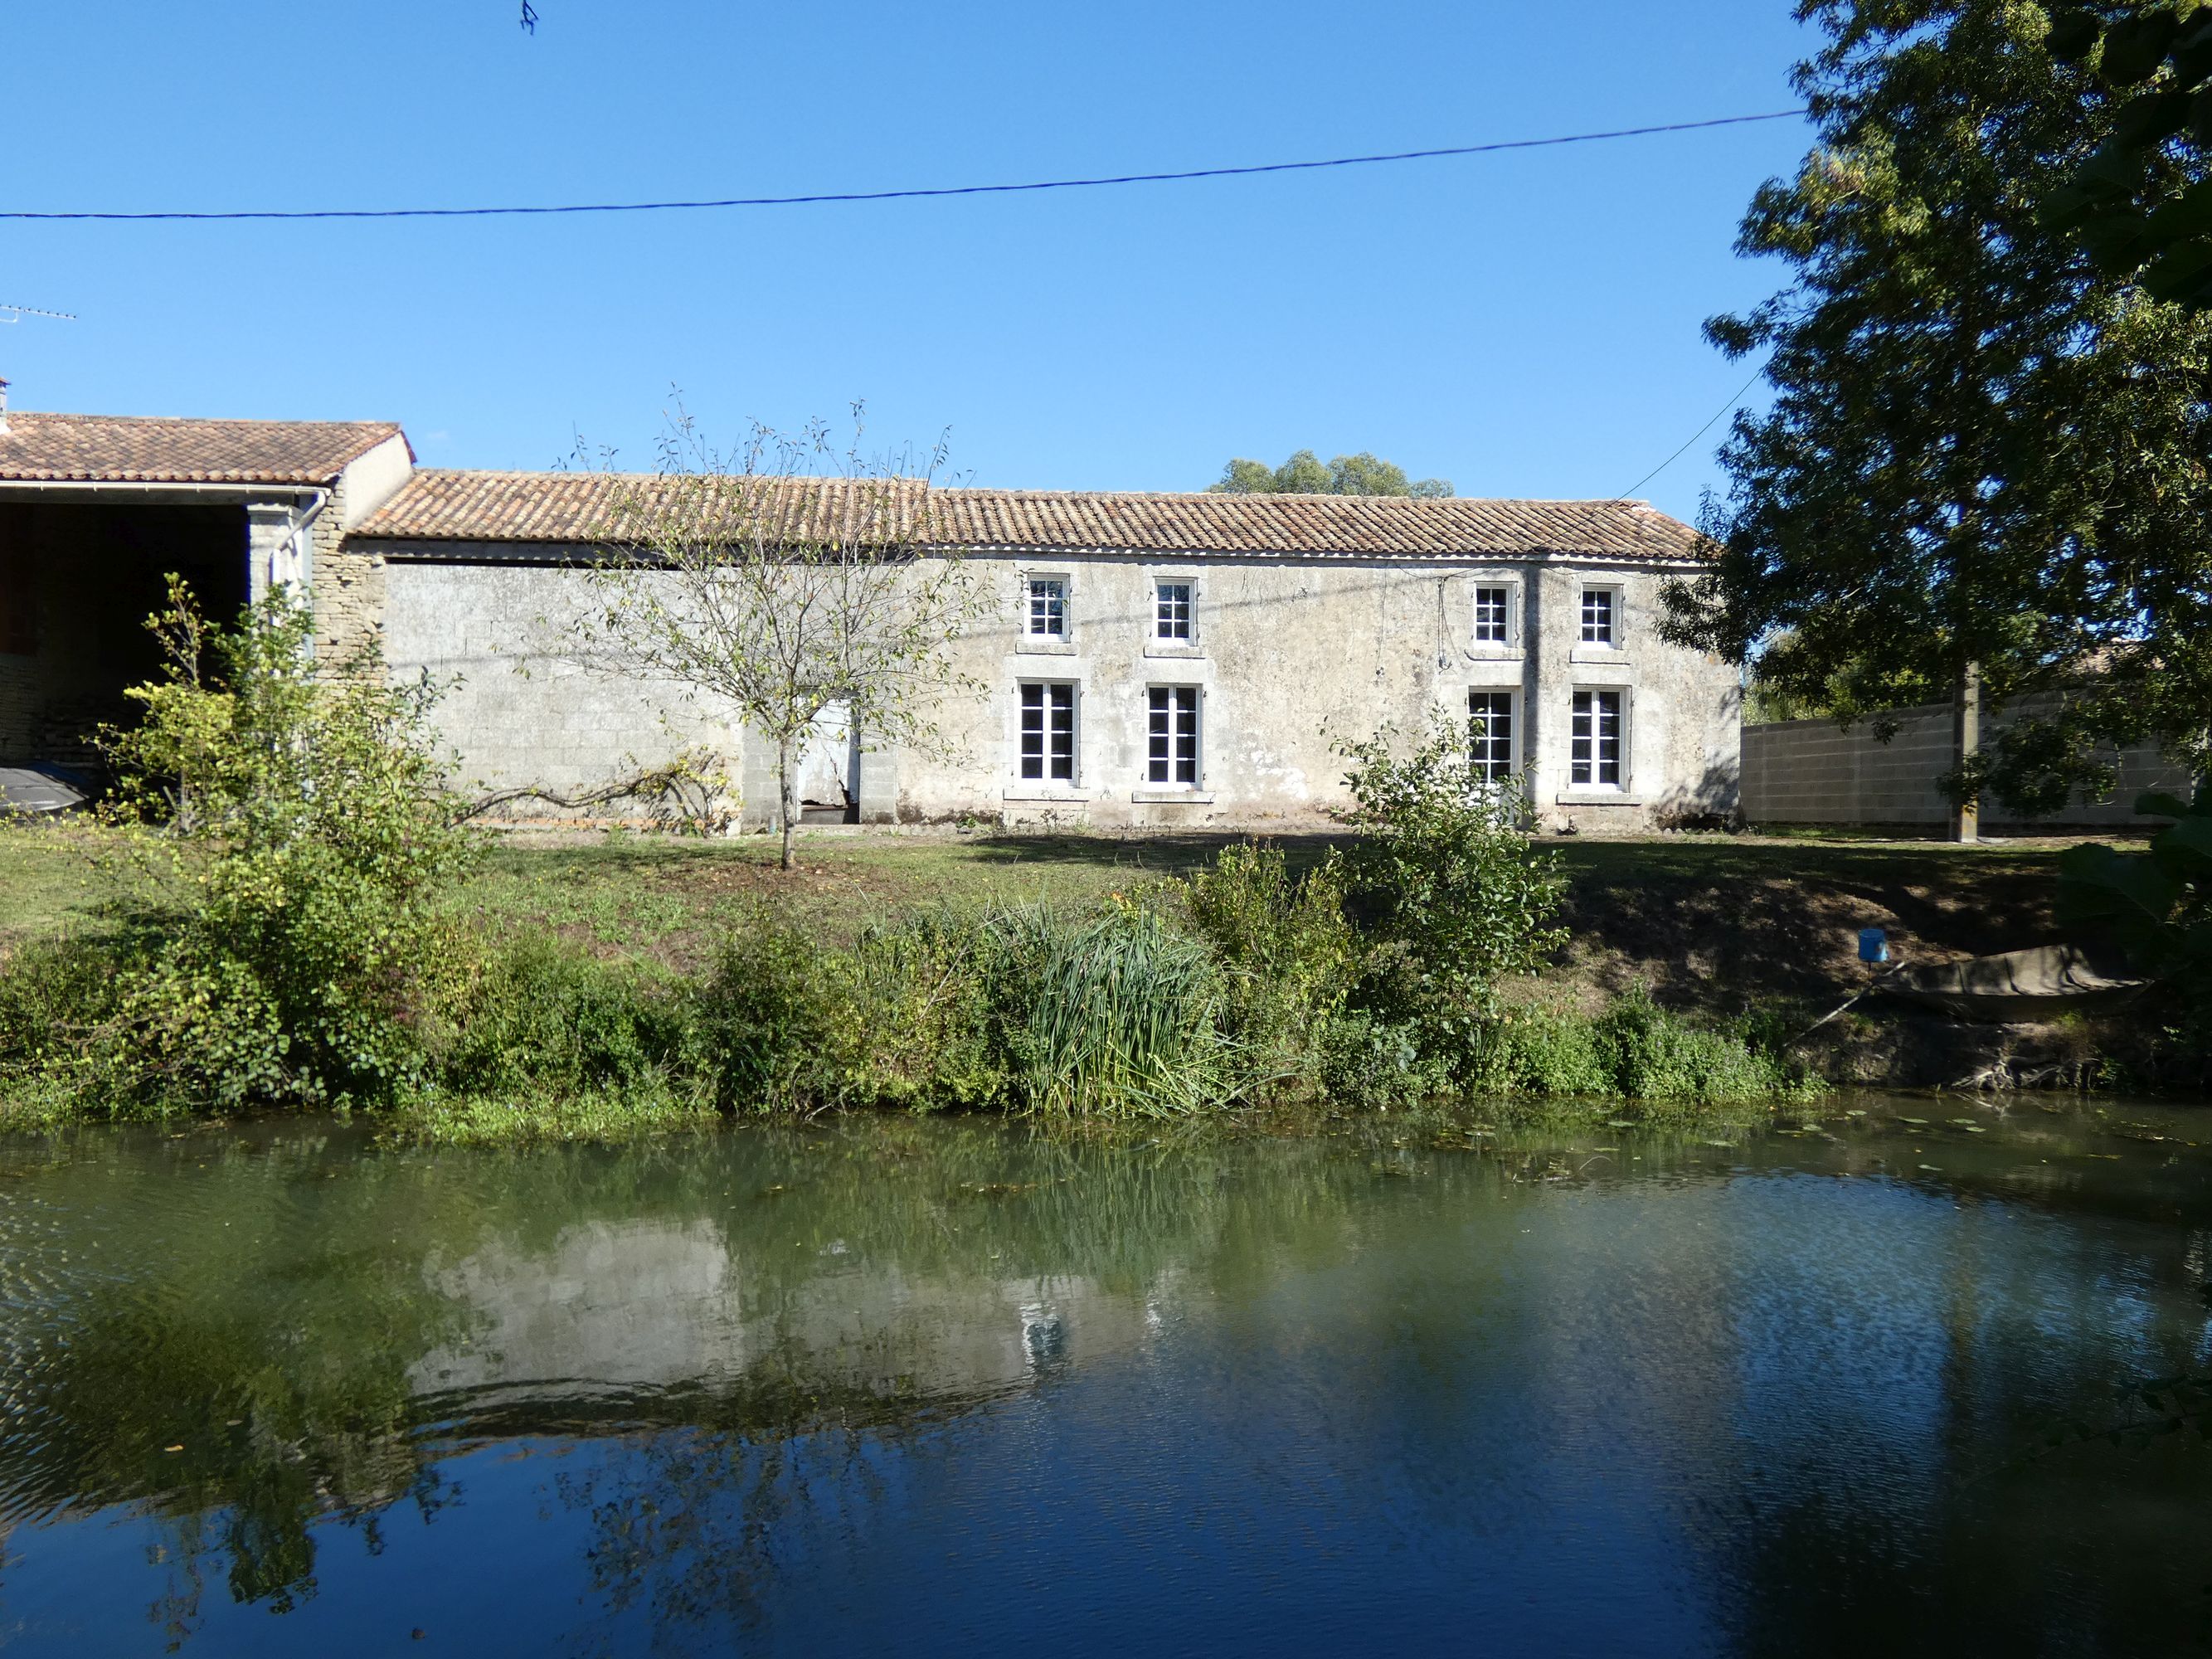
[1665,0,2212,814]
[1206,450,1453,498]
[2043,2,2212,304]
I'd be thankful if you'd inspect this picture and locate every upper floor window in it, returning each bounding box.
[1027,577,1067,640]
[1155,581,1194,640]
[1020,683,1076,781]
[1148,686,1200,786]
[1472,586,1511,646]
[1579,587,1616,646]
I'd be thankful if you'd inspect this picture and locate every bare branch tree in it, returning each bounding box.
[550,402,984,869]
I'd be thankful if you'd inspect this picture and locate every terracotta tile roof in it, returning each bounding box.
[0,412,405,486]
[355,469,1704,562]
[350,469,929,546]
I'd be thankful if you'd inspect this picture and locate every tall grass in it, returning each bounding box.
[995,906,1237,1118]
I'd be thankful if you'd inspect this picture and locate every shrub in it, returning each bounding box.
[1182,842,1356,1087]
[846,912,1013,1112]
[692,913,863,1111]
[437,935,695,1101]
[1334,720,1566,1039]
[65,579,479,1113]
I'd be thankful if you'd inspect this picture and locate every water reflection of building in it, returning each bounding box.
[410,1219,1155,1405]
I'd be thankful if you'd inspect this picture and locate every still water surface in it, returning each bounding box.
[4,1098,2212,1656]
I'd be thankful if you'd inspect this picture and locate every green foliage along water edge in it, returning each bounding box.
[0,593,1816,1133]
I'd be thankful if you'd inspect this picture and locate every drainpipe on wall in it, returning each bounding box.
[245,489,328,606]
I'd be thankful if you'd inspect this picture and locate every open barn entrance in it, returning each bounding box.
[0,499,250,771]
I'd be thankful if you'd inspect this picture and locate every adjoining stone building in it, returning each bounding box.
[0,401,1741,831]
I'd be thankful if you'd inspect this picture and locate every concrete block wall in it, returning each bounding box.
[380,562,745,816]
[1742,698,2192,828]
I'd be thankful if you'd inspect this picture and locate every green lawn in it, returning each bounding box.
[0,820,2073,1016]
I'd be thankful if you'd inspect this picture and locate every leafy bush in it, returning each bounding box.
[692,913,863,1111]
[438,935,695,1101]
[1183,842,1355,1087]
[3,582,477,1114]
[1334,719,1565,1056]
[1465,990,1811,1104]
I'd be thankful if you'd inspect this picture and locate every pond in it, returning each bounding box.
[3,1098,2211,1656]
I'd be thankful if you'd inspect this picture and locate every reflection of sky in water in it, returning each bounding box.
[2,1107,2211,1655]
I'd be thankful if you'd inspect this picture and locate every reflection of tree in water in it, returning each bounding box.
[0,1117,1422,1647]
[545,1369,1008,1651]
[11,1108,2212,1652]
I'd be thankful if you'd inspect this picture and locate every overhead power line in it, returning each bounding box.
[1615,361,1768,502]
[0,109,1807,223]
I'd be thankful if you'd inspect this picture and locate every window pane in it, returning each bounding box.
[1580,588,1614,645]
[1020,684,1045,779]
[1049,684,1075,781]
[1596,690,1621,786]
[1473,586,1510,645]
[1571,690,1592,784]
[1470,691,1512,781]
[1028,578,1066,637]
[1155,581,1192,640]
[1150,687,1199,784]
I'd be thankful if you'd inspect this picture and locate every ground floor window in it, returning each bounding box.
[1147,686,1200,785]
[1469,690,1514,782]
[1020,682,1076,781]
[1571,688,1622,787]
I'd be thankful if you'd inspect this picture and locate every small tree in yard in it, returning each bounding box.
[560,406,984,869]
[85,579,477,1111]
[1334,719,1566,1034]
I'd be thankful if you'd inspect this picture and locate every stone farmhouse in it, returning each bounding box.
[0,400,1740,832]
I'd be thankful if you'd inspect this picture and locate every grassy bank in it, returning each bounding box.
[0,819,1836,1141]
[0,820,2071,1004]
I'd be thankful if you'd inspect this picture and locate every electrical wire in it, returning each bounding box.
[0,109,1808,223]
[1614,361,1768,501]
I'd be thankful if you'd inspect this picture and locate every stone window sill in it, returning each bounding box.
[1014,640,1078,657]
[1144,642,1207,659]
[1569,647,1631,666]
[1555,791,1644,806]
[1004,786,1094,803]
[1131,789,1217,805]
[1465,645,1524,662]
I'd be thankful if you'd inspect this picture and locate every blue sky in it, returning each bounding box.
[1,2,1814,519]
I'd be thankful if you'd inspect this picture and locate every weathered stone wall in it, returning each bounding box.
[1742,698,2191,828]
[310,435,414,669]
[376,549,1739,832]
[379,562,746,812]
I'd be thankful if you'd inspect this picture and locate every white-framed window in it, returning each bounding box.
[1579,586,1617,646]
[1019,682,1077,781]
[1469,689,1514,782]
[1472,585,1512,646]
[1155,580,1194,640]
[1147,686,1201,786]
[1026,576,1067,640]
[1571,689,1624,787]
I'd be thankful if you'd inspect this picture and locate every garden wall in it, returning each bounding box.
[1741,699,2190,829]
